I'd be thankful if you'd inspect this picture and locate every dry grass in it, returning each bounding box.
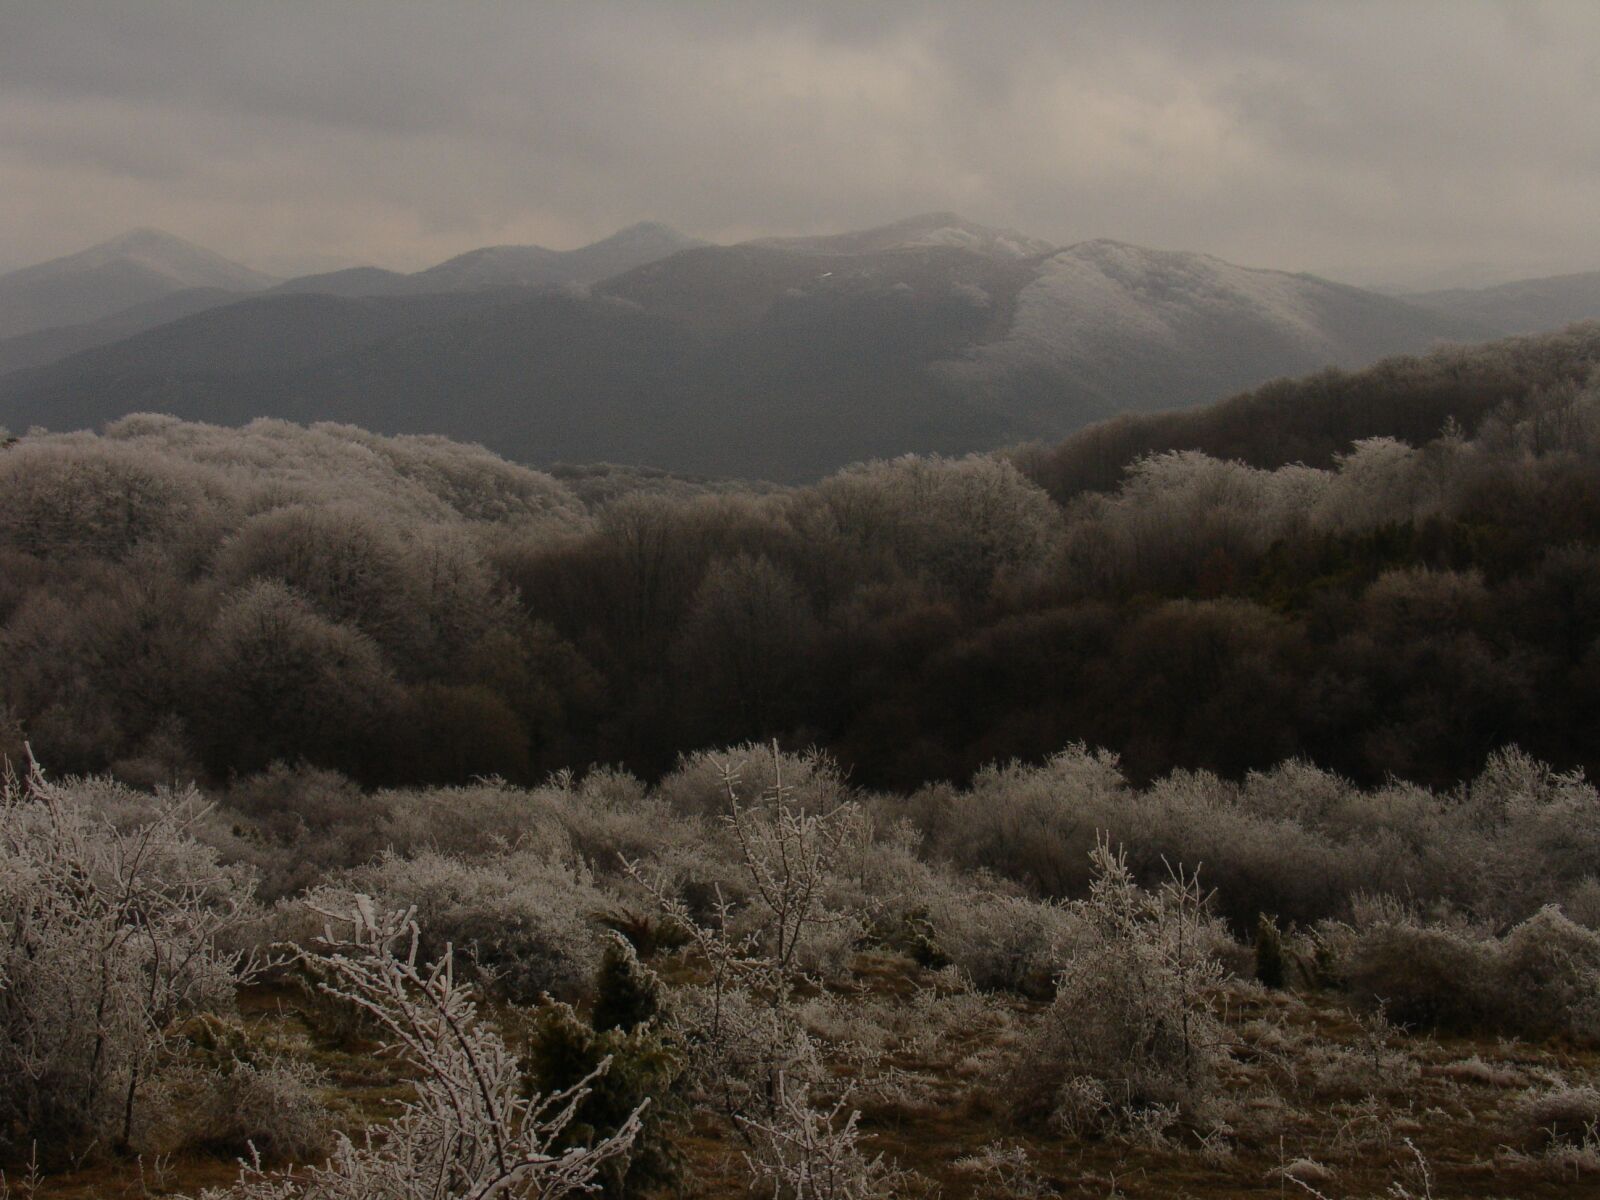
[21,962,1600,1200]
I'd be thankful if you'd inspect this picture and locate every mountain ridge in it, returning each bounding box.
[0,214,1493,481]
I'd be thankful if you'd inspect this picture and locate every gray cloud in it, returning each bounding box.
[1,1,1595,286]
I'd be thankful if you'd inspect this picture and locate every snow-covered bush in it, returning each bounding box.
[739,1076,907,1200]
[154,1051,329,1163]
[1514,1084,1600,1151]
[932,747,1357,928]
[379,779,574,860]
[924,889,1078,996]
[628,741,886,1191]
[1319,898,1600,1039]
[198,899,642,1200]
[221,762,387,898]
[658,742,850,818]
[931,746,1127,899]
[344,848,604,1003]
[0,764,259,1160]
[1315,900,1498,1030]
[1011,841,1229,1138]
[546,766,694,881]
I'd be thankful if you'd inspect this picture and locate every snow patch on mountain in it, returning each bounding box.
[977,240,1346,372]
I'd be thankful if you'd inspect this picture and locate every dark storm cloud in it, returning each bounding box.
[2,1,1596,285]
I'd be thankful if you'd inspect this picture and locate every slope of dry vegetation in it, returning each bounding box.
[8,744,1600,1198]
[8,327,1600,1195]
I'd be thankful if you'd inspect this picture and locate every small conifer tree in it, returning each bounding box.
[1255,913,1286,989]
[592,933,663,1033]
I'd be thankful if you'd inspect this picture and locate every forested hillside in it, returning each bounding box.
[6,323,1600,795]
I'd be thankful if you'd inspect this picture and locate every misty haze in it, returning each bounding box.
[5,4,1600,1198]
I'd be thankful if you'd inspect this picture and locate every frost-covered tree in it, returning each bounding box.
[0,439,222,561]
[673,553,819,735]
[804,454,1060,603]
[215,504,420,655]
[193,580,399,773]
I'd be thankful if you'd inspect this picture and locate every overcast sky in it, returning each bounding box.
[2,1,1597,287]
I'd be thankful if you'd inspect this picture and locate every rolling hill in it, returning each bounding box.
[1405,269,1600,334]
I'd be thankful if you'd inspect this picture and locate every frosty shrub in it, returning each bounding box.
[934,749,1370,929]
[1497,906,1600,1040]
[720,749,869,978]
[379,779,575,861]
[627,745,871,1147]
[0,763,259,1161]
[1323,898,1600,1038]
[933,746,1126,899]
[1317,900,1498,1030]
[198,898,643,1200]
[665,982,827,1129]
[154,1052,329,1162]
[345,848,603,1003]
[1012,840,1229,1138]
[1562,877,1600,929]
[546,766,695,882]
[1466,749,1600,922]
[1514,1084,1600,1150]
[222,762,388,899]
[739,1075,906,1200]
[657,742,850,819]
[950,1141,1059,1200]
[924,889,1078,997]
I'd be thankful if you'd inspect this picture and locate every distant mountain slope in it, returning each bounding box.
[276,221,708,296]
[0,215,1506,480]
[266,266,413,297]
[939,239,1495,428]
[755,211,1055,259]
[0,290,545,429]
[0,224,706,375]
[597,237,1036,338]
[0,287,245,374]
[0,229,275,338]
[1405,270,1600,334]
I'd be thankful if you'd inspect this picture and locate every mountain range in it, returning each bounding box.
[1,215,1596,480]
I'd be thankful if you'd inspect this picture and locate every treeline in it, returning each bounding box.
[1014,321,1600,500]
[6,324,1600,791]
